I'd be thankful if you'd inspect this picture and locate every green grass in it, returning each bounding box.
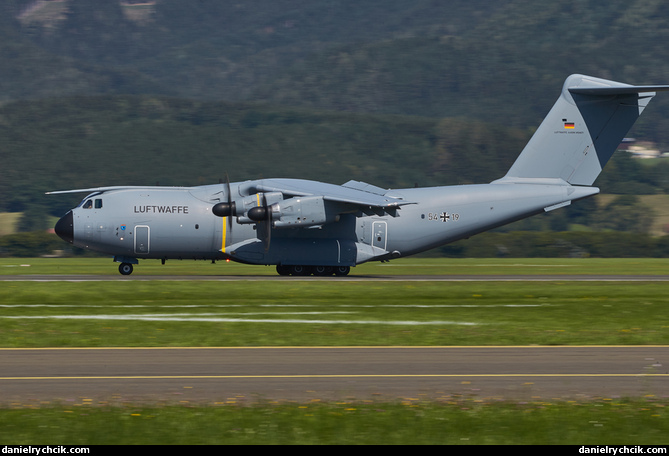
[1,258,669,347]
[0,213,20,237]
[595,194,669,236]
[3,256,669,276]
[2,399,668,445]
[2,257,668,444]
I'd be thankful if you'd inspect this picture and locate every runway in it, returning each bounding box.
[1,346,667,404]
[2,273,668,405]
[2,274,669,281]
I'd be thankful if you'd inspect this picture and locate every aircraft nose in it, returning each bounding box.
[54,211,74,244]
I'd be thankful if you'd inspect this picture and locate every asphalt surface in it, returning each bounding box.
[2,273,668,405]
[1,346,667,404]
[2,274,669,281]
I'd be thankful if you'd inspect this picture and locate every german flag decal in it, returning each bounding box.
[563,119,575,129]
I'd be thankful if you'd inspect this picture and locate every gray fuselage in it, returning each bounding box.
[57,180,596,268]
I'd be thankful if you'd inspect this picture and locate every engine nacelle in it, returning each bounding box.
[236,192,283,223]
[271,196,331,228]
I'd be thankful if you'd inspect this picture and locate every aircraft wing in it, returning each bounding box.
[250,178,414,208]
[46,186,189,195]
[47,181,412,208]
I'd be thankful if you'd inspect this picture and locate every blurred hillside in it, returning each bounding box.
[2,0,667,134]
[2,0,669,233]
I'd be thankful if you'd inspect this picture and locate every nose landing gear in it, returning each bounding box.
[118,263,134,275]
[114,256,138,275]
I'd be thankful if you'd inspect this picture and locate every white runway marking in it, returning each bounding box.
[0,301,536,326]
[0,314,479,325]
[0,303,547,308]
[379,263,575,267]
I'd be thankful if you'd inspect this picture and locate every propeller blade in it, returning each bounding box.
[262,193,271,252]
[212,174,237,220]
[225,173,233,231]
[212,174,236,252]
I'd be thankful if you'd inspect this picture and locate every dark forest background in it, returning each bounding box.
[2,0,669,255]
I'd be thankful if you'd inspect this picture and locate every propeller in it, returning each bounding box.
[212,175,237,254]
[247,193,272,252]
[212,176,273,252]
[212,174,236,232]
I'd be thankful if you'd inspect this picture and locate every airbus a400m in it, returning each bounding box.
[50,75,669,276]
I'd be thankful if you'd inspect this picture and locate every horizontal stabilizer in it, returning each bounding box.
[569,85,669,95]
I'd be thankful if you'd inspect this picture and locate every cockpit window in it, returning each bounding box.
[81,199,102,209]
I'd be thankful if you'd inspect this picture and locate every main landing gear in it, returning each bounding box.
[118,262,134,275]
[276,265,350,276]
[115,260,350,277]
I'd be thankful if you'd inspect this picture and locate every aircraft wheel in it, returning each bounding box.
[290,265,311,276]
[313,266,334,276]
[118,263,134,275]
[333,266,350,276]
[276,265,291,276]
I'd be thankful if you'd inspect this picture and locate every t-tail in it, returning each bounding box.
[495,74,669,186]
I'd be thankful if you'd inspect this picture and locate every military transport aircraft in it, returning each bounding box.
[49,74,669,276]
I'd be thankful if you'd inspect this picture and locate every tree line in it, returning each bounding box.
[1,95,666,232]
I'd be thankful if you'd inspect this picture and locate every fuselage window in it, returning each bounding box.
[82,200,93,209]
[95,199,103,209]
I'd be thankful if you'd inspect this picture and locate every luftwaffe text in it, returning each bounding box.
[133,205,189,214]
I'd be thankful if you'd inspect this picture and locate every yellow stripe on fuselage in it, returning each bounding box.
[222,195,259,252]
[221,217,227,252]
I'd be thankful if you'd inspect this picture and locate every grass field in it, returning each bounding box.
[594,194,669,236]
[1,258,669,347]
[1,257,668,444]
[3,399,668,445]
[0,213,20,237]
[3,256,669,275]
[1,279,669,347]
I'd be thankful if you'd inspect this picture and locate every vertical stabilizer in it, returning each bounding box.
[499,74,669,186]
